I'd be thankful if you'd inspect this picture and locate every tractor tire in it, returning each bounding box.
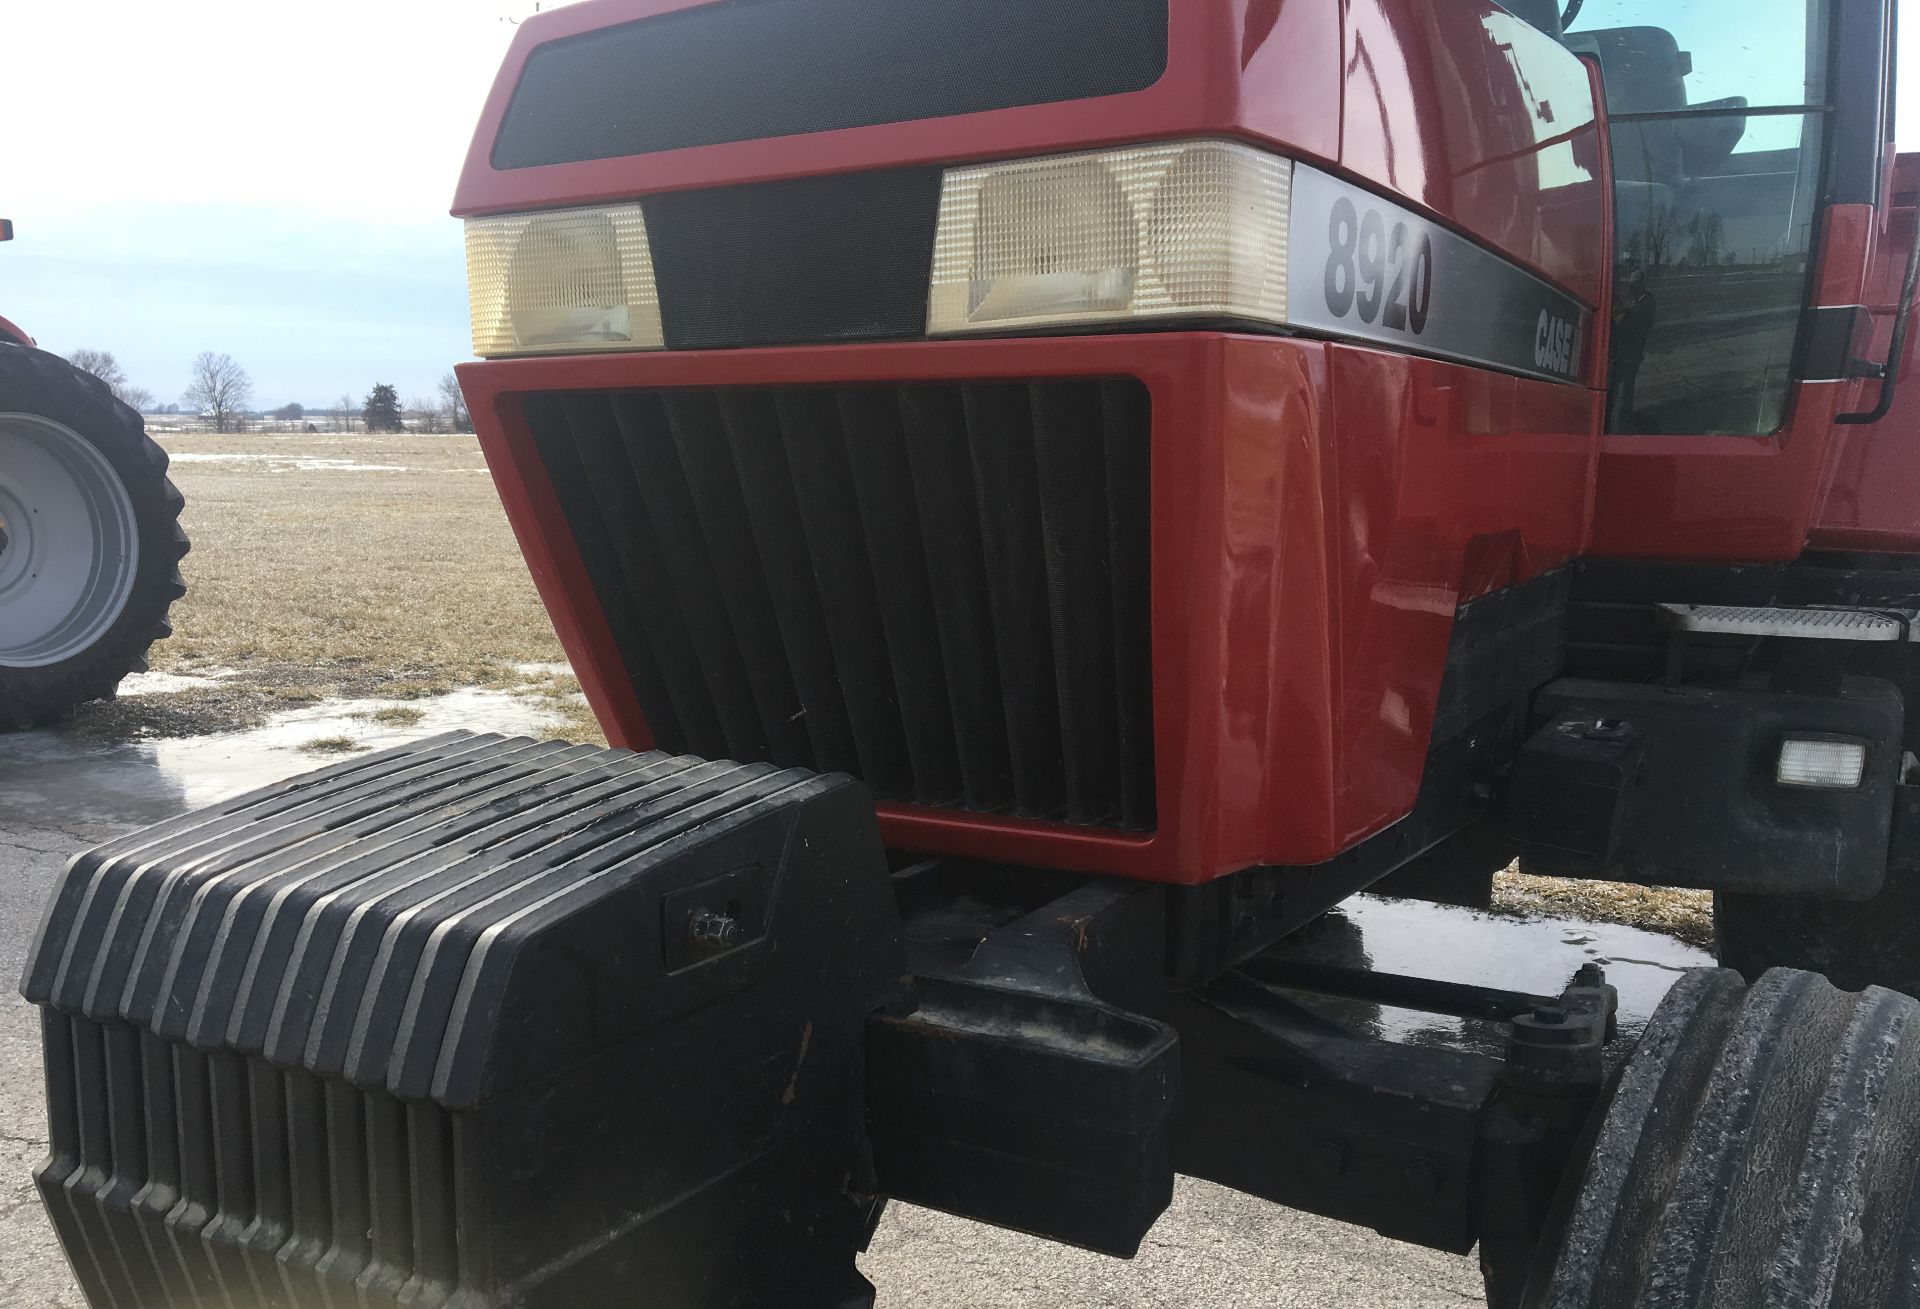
[0,342,186,729]
[1529,966,1920,1307]
[1716,877,1920,999]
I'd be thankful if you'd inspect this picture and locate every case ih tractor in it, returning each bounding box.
[0,220,188,728]
[21,0,1920,1305]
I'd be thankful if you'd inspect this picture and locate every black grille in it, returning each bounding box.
[526,379,1156,830]
[644,168,945,349]
[492,0,1169,169]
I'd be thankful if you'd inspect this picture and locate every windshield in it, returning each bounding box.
[1565,0,1833,435]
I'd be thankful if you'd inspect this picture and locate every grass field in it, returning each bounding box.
[82,427,1710,946]
[74,429,602,743]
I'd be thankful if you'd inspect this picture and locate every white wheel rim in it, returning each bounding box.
[0,412,141,668]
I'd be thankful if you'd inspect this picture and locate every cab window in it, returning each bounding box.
[1564,0,1833,434]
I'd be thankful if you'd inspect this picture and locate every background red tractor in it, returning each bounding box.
[0,219,187,728]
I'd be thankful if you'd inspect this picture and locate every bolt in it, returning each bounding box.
[690,910,741,951]
[1403,1157,1443,1201]
[1575,963,1607,989]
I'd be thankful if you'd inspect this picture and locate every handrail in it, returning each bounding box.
[1837,212,1920,425]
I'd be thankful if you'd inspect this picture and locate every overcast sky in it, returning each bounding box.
[3,0,1918,410]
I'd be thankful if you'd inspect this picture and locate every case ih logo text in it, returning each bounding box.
[1535,309,1580,378]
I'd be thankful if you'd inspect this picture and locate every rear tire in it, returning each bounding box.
[0,343,186,729]
[1532,966,1920,1307]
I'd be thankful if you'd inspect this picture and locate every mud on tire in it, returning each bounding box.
[1532,966,1920,1307]
[0,342,187,729]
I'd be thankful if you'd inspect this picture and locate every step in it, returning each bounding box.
[1657,603,1919,642]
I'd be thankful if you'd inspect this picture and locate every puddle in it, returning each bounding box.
[1263,895,1713,1056]
[165,453,410,473]
[0,687,569,831]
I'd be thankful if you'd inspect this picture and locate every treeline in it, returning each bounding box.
[63,349,473,434]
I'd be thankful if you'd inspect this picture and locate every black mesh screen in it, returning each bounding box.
[492,0,1170,169]
[644,168,944,349]
[524,380,1156,831]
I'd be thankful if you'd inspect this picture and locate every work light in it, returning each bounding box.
[927,139,1293,335]
[465,204,665,357]
[1776,737,1869,790]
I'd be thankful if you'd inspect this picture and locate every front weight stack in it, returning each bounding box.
[22,731,906,1309]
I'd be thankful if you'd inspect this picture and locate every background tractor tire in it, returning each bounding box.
[1716,877,1920,999]
[1530,966,1920,1308]
[0,342,186,729]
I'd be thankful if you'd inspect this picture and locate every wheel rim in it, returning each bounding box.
[0,412,141,668]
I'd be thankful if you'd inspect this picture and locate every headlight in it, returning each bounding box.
[927,140,1292,335]
[465,204,665,357]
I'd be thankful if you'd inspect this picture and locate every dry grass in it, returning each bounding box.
[81,430,604,743]
[1492,870,1715,950]
[297,734,367,755]
[354,705,427,727]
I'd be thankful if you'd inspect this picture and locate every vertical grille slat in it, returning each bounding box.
[525,396,686,751]
[611,394,771,761]
[549,395,722,756]
[899,386,1014,809]
[837,388,962,803]
[717,391,863,775]
[1102,381,1157,830]
[963,384,1066,819]
[775,389,915,796]
[659,392,813,765]
[1031,383,1123,824]
[526,379,1154,831]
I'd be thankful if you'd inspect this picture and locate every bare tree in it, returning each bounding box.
[335,392,357,434]
[68,348,153,411]
[408,397,442,434]
[438,371,472,432]
[182,352,253,433]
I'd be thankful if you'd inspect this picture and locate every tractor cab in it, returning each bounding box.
[1565,0,1844,437]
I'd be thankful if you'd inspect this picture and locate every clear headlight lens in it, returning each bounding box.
[928,140,1293,335]
[465,204,665,357]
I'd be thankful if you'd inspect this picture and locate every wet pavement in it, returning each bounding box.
[0,686,568,835]
[0,699,1711,1307]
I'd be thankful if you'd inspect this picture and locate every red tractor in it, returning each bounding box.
[0,219,188,727]
[23,1,1920,1305]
